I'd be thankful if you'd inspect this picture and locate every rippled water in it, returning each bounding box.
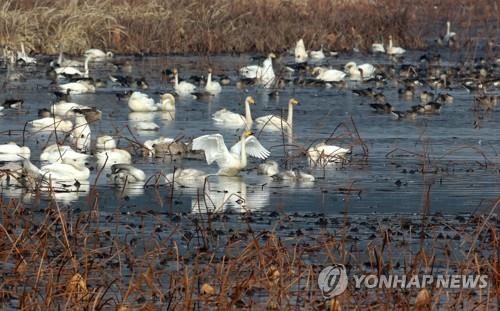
[0,52,498,215]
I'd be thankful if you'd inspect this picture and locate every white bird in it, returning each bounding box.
[40,144,90,164]
[309,46,325,60]
[387,35,406,55]
[96,136,117,150]
[16,43,36,64]
[307,143,351,164]
[29,117,73,132]
[212,96,255,129]
[273,169,315,182]
[312,67,346,82]
[84,49,113,61]
[50,101,91,117]
[165,168,207,184]
[96,149,132,167]
[173,68,197,96]
[205,68,222,95]
[344,62,376,81]
[59,80,95,94]
[0,143,30,161]
[70,113,91,152]
[255,98,299,131]
[371,43,385,53]
[52,46,83,67]
[294,39,308,63]
[257,160,279,177]
[443,21,456,45]
[128,92,176,112]
[192,131,270,176]
[55,56,89,78]
[40,160,90,181]
[239,53,276,88]
[109,164,146,185]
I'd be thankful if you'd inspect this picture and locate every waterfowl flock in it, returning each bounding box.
[0,21,498,208]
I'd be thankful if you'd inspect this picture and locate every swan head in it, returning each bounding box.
[208,68,213,74]
[106,51,114,58]
[268,53,277,59]
[289,98,299,106]
[173,68,178,75]
[344,62,358,74]
[243,130,254,138]
[19,147,31,155]
[245,96,256,105]
[311,67,324,76]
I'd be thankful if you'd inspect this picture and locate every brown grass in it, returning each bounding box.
[0,0,497,55]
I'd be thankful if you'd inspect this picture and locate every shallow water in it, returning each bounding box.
[0,52,498,215]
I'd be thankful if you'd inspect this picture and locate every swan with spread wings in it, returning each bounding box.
[192,130,270,176]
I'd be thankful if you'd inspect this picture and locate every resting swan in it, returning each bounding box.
[40,144,90,164]
[205,68,222,95]
[212,96,255,129]
[128,92,176,112]
[344,62,376,81]
[173,68,197,96]
[0,143,30,161]
[70,113,91,152]
[58,80,95,94]
[309,46,325,60]
[29,117,73,132]
[312,67,346,82]
[255,98,299,131]
[192,130,270,176]
[165,168,207,184]
[371,42,385,53]
[37,159,90,181]
[50,101,91,117]
[307,143,351,164]
[109,164,146,185]
[55,56,89,78]
[387,35,406,55]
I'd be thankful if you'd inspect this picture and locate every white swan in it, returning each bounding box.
[40,144,90,164]
[239,53,276,88]
[371,43,385,53]
[84,49,113,60]
[173,69,197,96]
[387,35,406,55]
[257,160,279,177]
[309,46,325,60]
[40,160,90,181]
[312,67,346,82]
[70,113,91,152]
[344,62,376,81]
[55,56,89,78]
[212,96,255,129]
[96,149,132,168]
[96,135,117,150]
[307,143,351,164]
[255,98,299,131]
[50,101,91,117]
[16,43,36,65]
[443,21,456,45]
[0,143,30,161]
[273,169,315,182]
[58,80,95,94]
[128,92,176,112]
[205,68,222,95]
[28,117,73,132]
[295,39,308,63]
[192,130,270,176]
[52,46,83,67]
[109,164,146,185]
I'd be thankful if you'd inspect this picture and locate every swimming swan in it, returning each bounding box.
[173,69,197,96]
[239,53,276,87]
[84,49,113,60]
[70,113,91,152]
[255,98,299,131]
[371,42,385,53]
[109,164,146,185]
[96,136,117,150]
[205,68,222,95]
[344,62,376,81]
[212,96,255,129]
[312,67,346,82]
[192,130,270,176]
[387,35,406,55]
[128,92,176,112]
[309,46,325,60]
[59,80,95,94]
[50,101,92,117]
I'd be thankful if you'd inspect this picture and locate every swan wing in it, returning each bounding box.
[230,136,270,160]
[192,134,231,165]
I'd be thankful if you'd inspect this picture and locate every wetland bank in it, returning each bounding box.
[0,0,499,310]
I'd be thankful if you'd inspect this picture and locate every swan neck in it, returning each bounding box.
[389,38,393,49]
[84,58,89,77]
[58,49,63,65]
[240,135,247,166]
[446,22,450,35]
[244,100,252,127]
[287,102,293,126]
[174,73,179,87]
[207,72,212,86]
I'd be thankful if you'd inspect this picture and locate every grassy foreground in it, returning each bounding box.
[0,0,497,55]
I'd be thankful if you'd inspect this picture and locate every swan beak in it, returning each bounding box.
[291,98,299,105]
[248,96,256,105]
[243,130,254,137]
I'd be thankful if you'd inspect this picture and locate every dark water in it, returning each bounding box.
[0,52,498,215]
